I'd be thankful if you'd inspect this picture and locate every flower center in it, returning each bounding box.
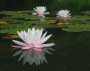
[28,43,43,52]
[37,12,44,16]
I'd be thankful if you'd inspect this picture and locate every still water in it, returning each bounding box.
[0,28,89,71]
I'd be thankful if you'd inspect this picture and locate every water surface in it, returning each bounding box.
[0,28,89,71]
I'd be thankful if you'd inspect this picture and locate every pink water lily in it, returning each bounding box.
[12,28,55,65]
[56,10,71,20]
[32,6,49,17]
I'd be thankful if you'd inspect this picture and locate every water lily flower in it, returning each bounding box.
[32,6,49,21]
[12,28,55,65]
[56,10,71,20]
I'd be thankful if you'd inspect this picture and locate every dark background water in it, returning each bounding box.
[0,28,89,71]
[0,0,90,12]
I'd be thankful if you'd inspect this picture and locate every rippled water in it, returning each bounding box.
[0,28,89,71]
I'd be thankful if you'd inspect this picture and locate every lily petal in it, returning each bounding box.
[12,40,26,46]
[41,34,52,43]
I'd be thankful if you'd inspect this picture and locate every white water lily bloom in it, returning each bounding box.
[56,10,71,19]
[32,6,49,17]
[12,28,55,65]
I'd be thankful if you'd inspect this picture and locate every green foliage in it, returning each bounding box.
[47,0,90,12]
[0,11,90,34]
[0,0,90,12]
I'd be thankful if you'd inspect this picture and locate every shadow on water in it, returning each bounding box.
[15,18,32,21]
[0,28,90,71]
[0,14,11,18]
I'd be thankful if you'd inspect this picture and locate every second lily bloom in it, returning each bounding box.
[32,6,50,21]
[56,10,71,21]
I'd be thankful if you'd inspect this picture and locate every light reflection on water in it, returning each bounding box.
[0,28,89,71]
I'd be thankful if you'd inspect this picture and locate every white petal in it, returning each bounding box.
[41,43,55,47]
[30,28,36,40]
[41,32,47,39]
[36,28,43,39]
[32,13,37,15]
[17,31,26,42]
[45,12,50,15]
[12,40,25,46]
[18,30,31,44]
[41,34,52,43]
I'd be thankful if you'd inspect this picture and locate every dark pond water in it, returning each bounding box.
[0,28,90,71]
